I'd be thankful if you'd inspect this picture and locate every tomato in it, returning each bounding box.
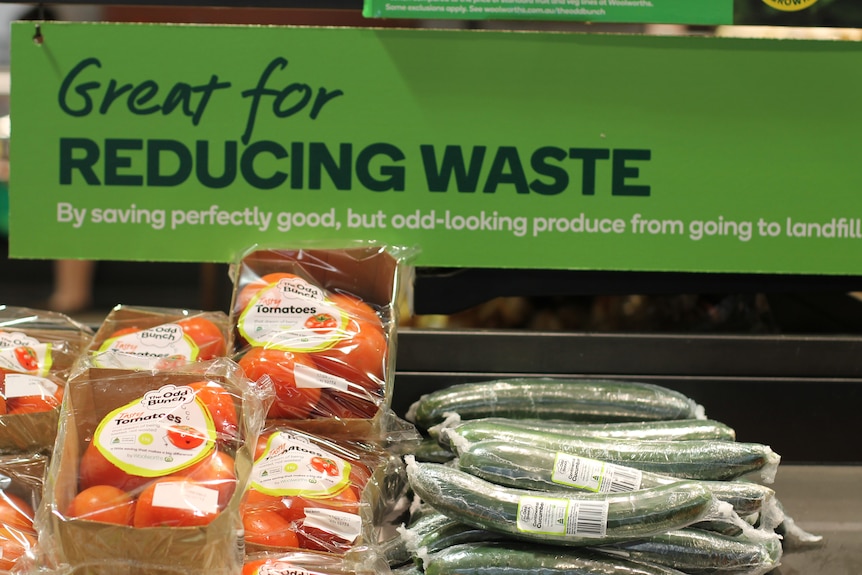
[0,525,36,571]
[177,317,227,360]
[328,292,383,333]
[133,476,222,528]
[276,484,360,525]
[106,326,142,339]
[309,456,339,477]
[166,425,207,450]
[0,492,34,531]
[317,389,379,420]
[12,347,39,372]
[188,380,239,444]
[65,485,135,525]
[235,273,299,315]
[241,488,284,514]
[310,318,387,393]
[242,509,299,549]
[79,441,151,494]
[238,348,321,420]
[179,449,236,508]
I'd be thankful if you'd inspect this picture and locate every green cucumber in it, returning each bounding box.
[399,508,506,565]
[456,439,775,516]
[461,417,736,442]
[405,458,718,547]
[414,436,456,463]
[442,419,780,483]
[406,378,704,430]
[592,527,783,574]
[422,542,690,575]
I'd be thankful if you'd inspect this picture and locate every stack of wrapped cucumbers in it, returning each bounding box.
[384,378,821,575]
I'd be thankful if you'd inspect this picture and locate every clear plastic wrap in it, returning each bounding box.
[84,305,232,371]
[0,306,94,454]
[228,243,416,433]
[243,549,392,575]
[0,453,48,574]
[33,357,270,575]
[241,423,409,558]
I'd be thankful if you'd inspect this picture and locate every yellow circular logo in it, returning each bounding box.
[762,0,818,11]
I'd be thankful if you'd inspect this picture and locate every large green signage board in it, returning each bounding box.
[10,22,862,274]
[365,0,862,27]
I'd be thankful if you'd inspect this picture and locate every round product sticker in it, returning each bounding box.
[251,431,351,497]
[761,0,818,11]
[94,323,200,370]
[238,277,348,352]
[92,384,216,477]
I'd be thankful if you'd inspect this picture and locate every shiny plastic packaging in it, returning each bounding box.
[34,357,270,575]
[85,305,231,370]
[0,453,48,574]
[0,306,93,454]
[243,549,393,575]
[229,243,415,433]
[242,423,409,558]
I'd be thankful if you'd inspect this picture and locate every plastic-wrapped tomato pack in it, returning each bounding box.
[35,357,269,575]
[243,549,393,575]
[230,244,415,430]
[86,305,231,371]
[0,306,94,454]
[0,453,49,573]
[241,424,408,559]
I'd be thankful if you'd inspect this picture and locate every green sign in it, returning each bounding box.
[10,22,862,275]
[365,0,862,26]
[365,0,731,24]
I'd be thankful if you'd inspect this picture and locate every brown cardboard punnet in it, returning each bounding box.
[41,364,260,575]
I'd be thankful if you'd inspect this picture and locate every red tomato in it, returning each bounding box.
[276,484,361,525]
[243,509,299,549]
[65,485,135,525]
[177,317,227,360]
[310,318,387,392]
[317,389,379,420]
[242,488,284,515]
[0,525,36,571]
[133,476,221,528]
[235,273,299,315]
[291,486,361,553]
[188,381,238,444]
[0,492,34,531]
[328,292,383,333]
[79,441,151,494]
[179,449,236,508]
[238,348,321,420]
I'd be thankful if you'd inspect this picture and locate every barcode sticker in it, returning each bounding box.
[517,495,609,538]
[552,453,642,493]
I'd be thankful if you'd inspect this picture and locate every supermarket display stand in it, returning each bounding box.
[5,2,861,572]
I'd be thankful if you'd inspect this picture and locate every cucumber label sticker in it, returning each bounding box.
[552,452,643,493]
[238,277,348,352]
[94,323,200,370]
[761,0,818,10]
[251,431,352,497]
[0,331,52,375]
[517,495,609,537]
[92,384,216,477]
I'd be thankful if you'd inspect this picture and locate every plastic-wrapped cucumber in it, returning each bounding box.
[396,508,506,566]
[405,457,720,547]
[456,439,776,516]
[442,419,780,483]
[406,378,705,430]
[414,436,456,463]
[422,542,691,575]
[441,416,736,442]
[592,527,784,575]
